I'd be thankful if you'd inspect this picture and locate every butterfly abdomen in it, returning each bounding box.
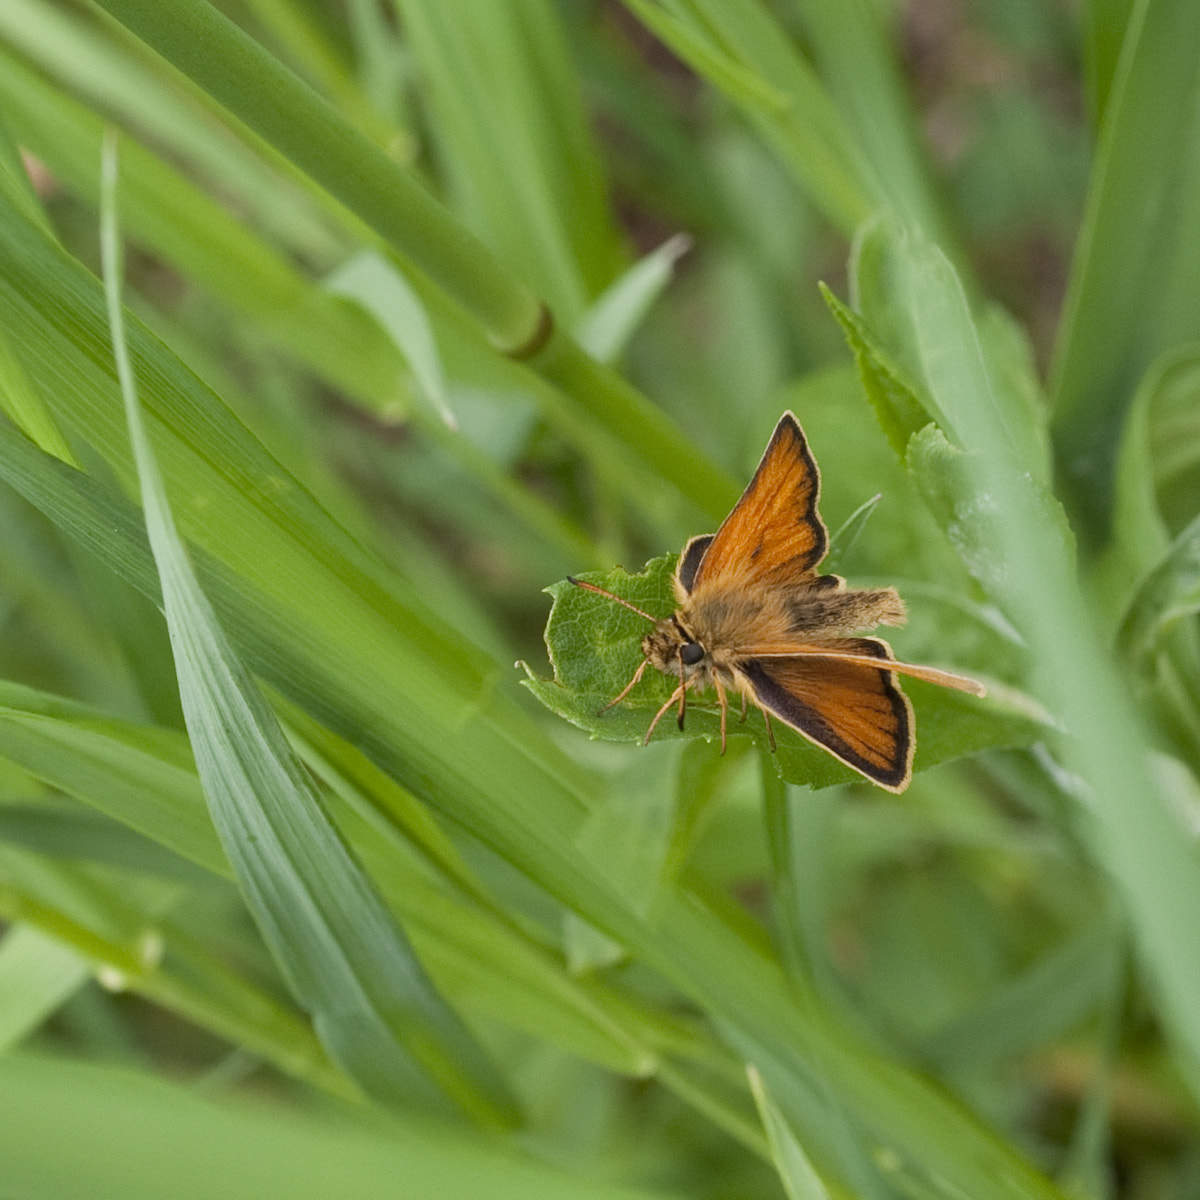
[784,584,906,637]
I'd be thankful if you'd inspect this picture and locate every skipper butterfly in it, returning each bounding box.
[569,412,984,792]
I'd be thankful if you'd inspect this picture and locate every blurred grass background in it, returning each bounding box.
[0,1,1199,1198]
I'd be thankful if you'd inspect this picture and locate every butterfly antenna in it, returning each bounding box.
[808,650,987,697]
[566,576,657,623]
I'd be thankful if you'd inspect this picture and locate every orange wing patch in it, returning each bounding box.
[739,638,914,791]
[690,412,827,592]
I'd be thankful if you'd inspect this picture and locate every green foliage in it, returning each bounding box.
[0,1,1197,1199]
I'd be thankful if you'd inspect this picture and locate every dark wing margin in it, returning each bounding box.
[677,534,714,594]
[739,638,914,791]
[690,412,828,592]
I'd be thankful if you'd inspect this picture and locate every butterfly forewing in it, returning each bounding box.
[739,638,914,791]
[689,413,827,593]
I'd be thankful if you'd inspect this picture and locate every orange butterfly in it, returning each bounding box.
[569,412,985,792]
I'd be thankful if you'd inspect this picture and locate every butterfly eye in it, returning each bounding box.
[679,642,705,666]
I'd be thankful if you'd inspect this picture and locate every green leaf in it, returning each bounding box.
[1117,509,1200,670]
[101,136,516,1126]
[522,555,679,745]
[748,1067,837,1200]
[1051,0,1200,534]
[574,234,691,364]
[0,925,89,1052]
[0,679,225,876]
[0,1053,686,1200]
[325,250,454,428]
[855,223,1200,1102]
[820,281,931,456]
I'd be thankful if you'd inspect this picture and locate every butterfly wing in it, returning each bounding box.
[738,638,914,791]
[687,412,827,594]
[677,534,714,593]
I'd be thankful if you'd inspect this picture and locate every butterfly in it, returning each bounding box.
[568,412,985,792]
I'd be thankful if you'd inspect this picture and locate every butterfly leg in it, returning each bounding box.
[675,647,688,730]
[762,707,777,752]
[600,657,651,713]
[738,693,748,724]
[644,681,689,744]
[711,674,730,754]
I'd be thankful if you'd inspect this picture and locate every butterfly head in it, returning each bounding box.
[644,615,711,684]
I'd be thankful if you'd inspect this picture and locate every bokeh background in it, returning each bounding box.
[0,3,1198,1199]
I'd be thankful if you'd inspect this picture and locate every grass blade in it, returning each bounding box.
[99,132,517,1125]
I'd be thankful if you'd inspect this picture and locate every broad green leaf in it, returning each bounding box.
[0,1054,685,1200]
[857,224,1200,1101]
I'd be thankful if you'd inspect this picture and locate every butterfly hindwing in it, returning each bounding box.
[689,412,827,593]
[738,638,914,791]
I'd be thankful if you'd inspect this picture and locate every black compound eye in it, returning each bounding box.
[679,642,705,666]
